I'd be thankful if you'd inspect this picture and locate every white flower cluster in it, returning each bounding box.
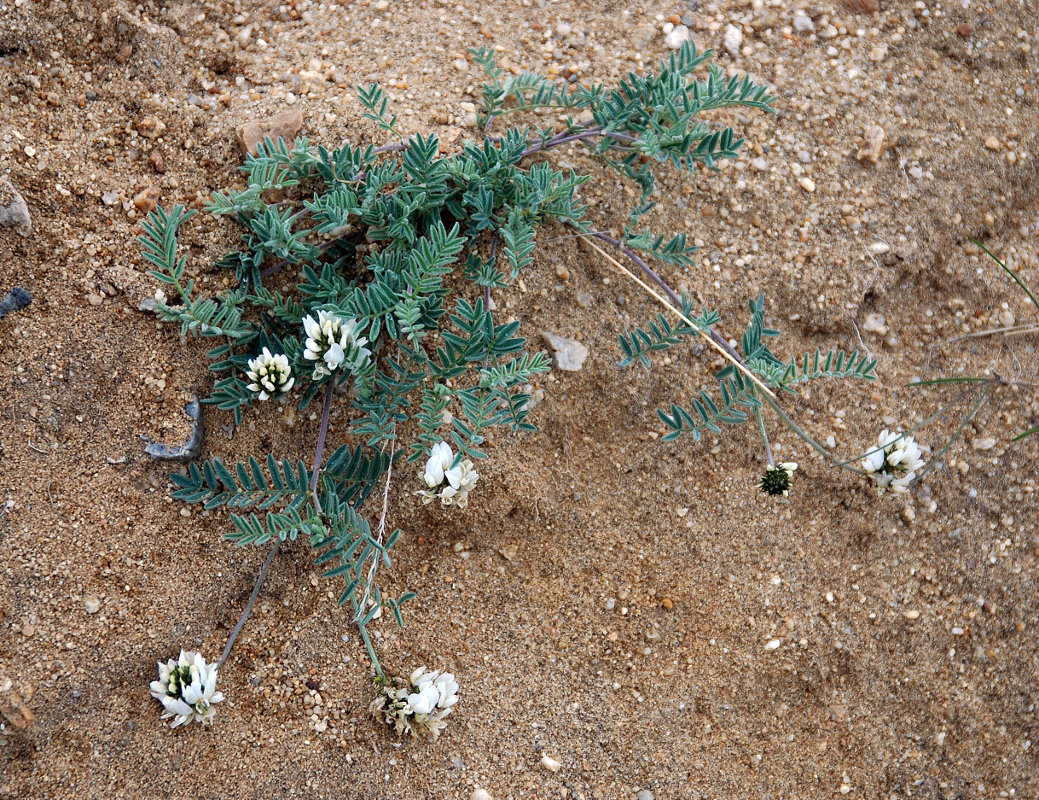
[417,441,478,509]
[150,651,224,727]
[370,667,459,739]
[302,310,370,378]
[862,429,925,494]
[246,347,294,401]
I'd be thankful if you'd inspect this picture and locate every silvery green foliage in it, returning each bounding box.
[141,42,779,652]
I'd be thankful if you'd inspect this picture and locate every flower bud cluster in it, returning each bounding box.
[246,347,294,401]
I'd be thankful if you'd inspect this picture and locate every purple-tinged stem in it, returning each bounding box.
[260,230,360,279]
[309,379,336,511]
[519,125,636,159]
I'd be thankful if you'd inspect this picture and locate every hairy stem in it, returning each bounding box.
[353,440,396,625]
[912,386,990,483]
[585,230,750,367]
[359,622,384,679]
[260,229,363,279]
[755,406,775,469]
[519,124,636,159]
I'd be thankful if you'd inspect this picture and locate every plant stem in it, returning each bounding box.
[310,379,336,514]
[353,440,396,625]
[484,233,499,313]
[762,393,867,476]
[358,622,384,679]
[519,125,636,159]
[912,386,990,483]
[755,405,775,469]
[582,229,750,367]
[218,380,336,670]
[308,378,387,680]
[218,541,279,669]
[260,230,362,279]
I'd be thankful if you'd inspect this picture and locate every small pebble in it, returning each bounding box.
[0,179,32,237]
[863,313,888,335]
[133,185,161,214]
[540,754,562,773]
[85,596,101,614]
[638,792,655,800]
[765,639,782,650]
[984,136,1001,151]
[723,25,743,58]
[137,116,167,139]
[905,610,920,620]
[869,44,888,62]
[541,331,589,372]
[798,177,816,193]
[793,14,815,33]
[471,790,493,800]
[235,109,304,156]
[857,125,887,165]
[665,24,691,50]
[869,242,890,255]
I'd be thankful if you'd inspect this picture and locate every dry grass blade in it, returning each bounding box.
[581,237,777,399]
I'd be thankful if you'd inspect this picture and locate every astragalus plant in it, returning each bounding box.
[141,41,871,734]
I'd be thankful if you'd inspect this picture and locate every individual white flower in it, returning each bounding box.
[423,441,454,488]
[417,441,479,509]
[862,429,925,495]
[758,462,797,497]
[406,681,440,716]
[150,650,224,727]
[433,671,459,710]
[302,311,370,379]
[245,347,294,401]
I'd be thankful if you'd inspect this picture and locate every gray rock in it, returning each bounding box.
[638,791,655,800]
[143,396,204,461]
[0,287,32,319]
[541,331,589,372]
[0,180,31,237]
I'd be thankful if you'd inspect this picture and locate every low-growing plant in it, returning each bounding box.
[142,41,884,733]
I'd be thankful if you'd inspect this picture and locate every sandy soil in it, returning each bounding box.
[1,1,1037,798]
